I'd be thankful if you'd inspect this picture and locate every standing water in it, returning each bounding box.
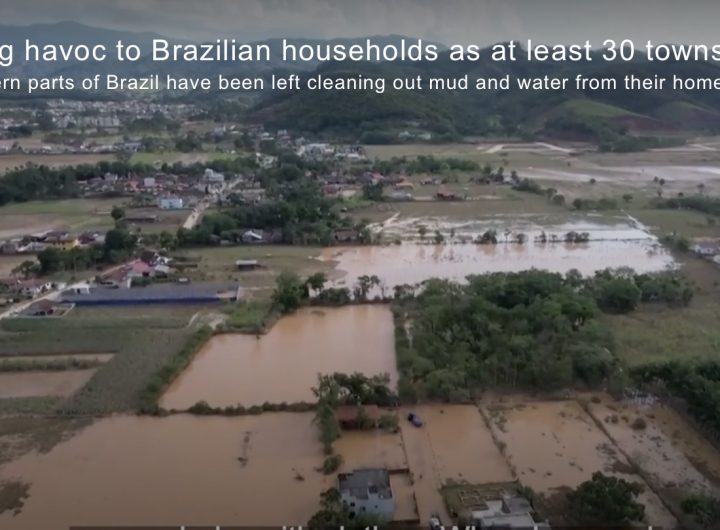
[160,305,397,410]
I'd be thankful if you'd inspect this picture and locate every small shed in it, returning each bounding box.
[236,259,261,271]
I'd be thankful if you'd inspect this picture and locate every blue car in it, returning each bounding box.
[407,412,423,427]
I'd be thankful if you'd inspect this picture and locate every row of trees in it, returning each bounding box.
[37,227,138,275]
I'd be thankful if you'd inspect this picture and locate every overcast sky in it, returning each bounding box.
[3,0,719,45]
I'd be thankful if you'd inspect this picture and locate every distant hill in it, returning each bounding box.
[251,51,720,138]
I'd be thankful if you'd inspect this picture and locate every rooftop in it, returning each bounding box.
[338,468,392,500]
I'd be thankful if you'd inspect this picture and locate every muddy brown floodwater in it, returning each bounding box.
[0,370,97,399]
[483,400,676,527]
[160,305,397,409]
[323,240,673,290]
[0,413,332,529]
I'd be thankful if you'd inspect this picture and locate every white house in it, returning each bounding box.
[338,469,394,522]
[203,168,225,185]
[159,196,184,210]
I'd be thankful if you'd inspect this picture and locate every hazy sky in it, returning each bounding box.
[3,0,719,45]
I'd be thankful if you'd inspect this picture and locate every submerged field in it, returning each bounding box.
[160,305,397,409]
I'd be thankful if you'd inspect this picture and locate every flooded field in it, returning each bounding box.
[588,400,720,502]
[0,370,96,399]
[0,413,331,529]
[160,305,397,409]
[483,400,676,527]
[324,240,673,289]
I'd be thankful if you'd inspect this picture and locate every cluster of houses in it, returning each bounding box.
[80,168,229,204]
[0,230,106,256]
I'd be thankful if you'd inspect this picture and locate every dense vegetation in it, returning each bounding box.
[631,360,720,442]
[567,472,646,525]
[393,269,693,402]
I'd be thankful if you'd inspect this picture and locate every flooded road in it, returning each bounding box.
[0,413,331,529]
[324,239,673,289]
[160,306,397,409]
[0,370,97,399]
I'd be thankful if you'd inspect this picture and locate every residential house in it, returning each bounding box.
[16,279,53,297]
[338,469,394,522]
[43,231,79,250]
[471,491,549,529]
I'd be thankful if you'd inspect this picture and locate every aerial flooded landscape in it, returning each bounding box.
[2,2,720,530]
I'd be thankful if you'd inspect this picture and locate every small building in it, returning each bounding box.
[125,214,158,224]
[235,259,261,271]
[471,492,548,529]
[436,191,459,201]
[394,181,415,191]
[338,469,394,522]
[691,242,720,257]
[43,231,79,250]
[334,229,360,244]
[16,279,53,297]
[159,196,184,210]
[335,405,382,430]
[22,299,64,317]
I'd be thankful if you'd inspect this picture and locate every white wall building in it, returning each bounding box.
[338,469,394,522]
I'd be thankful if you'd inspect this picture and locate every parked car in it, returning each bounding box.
[407,412,423,427]
[429,514,442,530]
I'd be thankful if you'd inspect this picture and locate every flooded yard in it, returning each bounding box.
[0,413,331,529]
[587,400,720,503]
[160,305,397,409]
[482,399,676,527]
[0,370,96,399]
[398,405,514,522]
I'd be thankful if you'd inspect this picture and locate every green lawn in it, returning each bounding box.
[607,255,720,366]
[130,151,237,165]
[0,307,205,414]
[628,207,720,239]
[174,245,335,288]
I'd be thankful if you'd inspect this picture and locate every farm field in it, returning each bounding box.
[159,305,397,409]
[0,153,116,174]
[129,150,237,166]
[0,305,204,414]
[0,198,117,239]
[586,400,720,514]
[482,399,676,527]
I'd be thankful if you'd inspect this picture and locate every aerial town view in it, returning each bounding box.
[1,1,720,529]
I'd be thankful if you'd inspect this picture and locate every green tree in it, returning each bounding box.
[567,472,645,525]
[111,206,126,221]
[272,271,306,313]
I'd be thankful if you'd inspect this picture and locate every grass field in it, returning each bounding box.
[352,188,573,223]
[606,256,720,366]
[175,245,335,289]
[0,154,115,174]
[0,198,118,239]
[628,207,720,239]
[0,305,208,414]
[129,151,237,166]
